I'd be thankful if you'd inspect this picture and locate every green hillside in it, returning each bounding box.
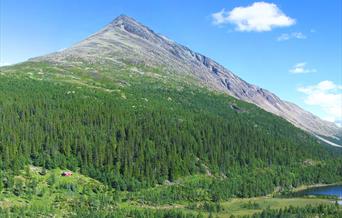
[0,61,341,217]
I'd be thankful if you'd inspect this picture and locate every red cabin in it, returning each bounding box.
[61,171,73,176]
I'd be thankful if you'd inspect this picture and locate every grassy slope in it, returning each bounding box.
[0,166,108,216]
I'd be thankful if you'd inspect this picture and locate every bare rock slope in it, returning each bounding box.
[32,15,341,143]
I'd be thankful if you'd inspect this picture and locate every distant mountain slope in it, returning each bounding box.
[31,15,341,143]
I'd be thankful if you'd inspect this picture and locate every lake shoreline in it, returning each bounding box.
[292,182,342,193]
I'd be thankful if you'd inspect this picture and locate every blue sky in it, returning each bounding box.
[1,0,341,124]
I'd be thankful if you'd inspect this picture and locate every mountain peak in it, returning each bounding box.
[105,15,160,42]
[111,14,138,25]
[106,15,158,41]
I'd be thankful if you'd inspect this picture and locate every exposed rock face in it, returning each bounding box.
[32,15,341,142]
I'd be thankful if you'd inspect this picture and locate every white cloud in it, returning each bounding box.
[212,2,295,32]
[277,32,307,41]
[298,81,342,124]
[289,62,316,74]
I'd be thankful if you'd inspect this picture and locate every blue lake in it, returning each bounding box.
[299,185,342,205]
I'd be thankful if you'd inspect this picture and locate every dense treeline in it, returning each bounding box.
[73,203,342,218]
[1,201,340,218]
[0,74,341,196]
[244,204,342,218]
[130,165,342,204]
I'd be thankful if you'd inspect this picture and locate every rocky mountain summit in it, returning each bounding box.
[32,15,341,144]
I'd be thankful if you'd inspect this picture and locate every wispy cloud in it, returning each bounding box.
[212,9,230,26]
[211,2,295,32]
[277,32,307,41]
[298,81,342,124]
[289,62,316,74]
[292,32,306,39]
